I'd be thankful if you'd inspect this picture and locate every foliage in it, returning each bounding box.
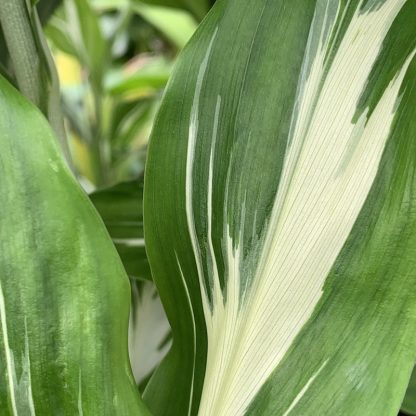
[0,0,415,415]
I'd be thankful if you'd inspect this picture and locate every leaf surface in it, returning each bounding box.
[0,75,149,415]
[144,0,416,415]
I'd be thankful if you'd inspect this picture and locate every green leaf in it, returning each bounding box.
[90,178,152,281]
[107,58,172,97]
[0,75,149,415]
[36,0,62,23]
[144,0,416,415]
[131,2,198,49]
[57,0,108,88]
[402,368,416,415]
[135,0,210,21]
[90,0,198,49]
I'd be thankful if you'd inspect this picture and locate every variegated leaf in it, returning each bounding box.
[144,0,416,415]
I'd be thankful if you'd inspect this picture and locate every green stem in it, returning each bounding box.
[0,0,41,106]
[0,0,72,166]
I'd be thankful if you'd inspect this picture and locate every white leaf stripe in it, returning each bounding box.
[281,360,329,416]
[181,1,416,415]
[1,285,37,416]
[0,282,18,415]
[186,27,219,319]
[176,254,197,416]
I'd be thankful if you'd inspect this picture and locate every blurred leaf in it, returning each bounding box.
[402,368,416,415]
[131,2,197,49]
[107,57,172,97]
[68,0,108,87]
[44,19,79,58]
[37,0,62,23]
[89,178,152,281]
[91,0,130,10]
[136,0,210,21]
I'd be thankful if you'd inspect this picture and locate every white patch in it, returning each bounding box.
[282,360,328,416]
[190,1,414,415]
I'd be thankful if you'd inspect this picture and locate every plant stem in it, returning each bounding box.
[0,0,41,106]
[0,0,72,166]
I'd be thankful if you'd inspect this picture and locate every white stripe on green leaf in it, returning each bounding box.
[0,283,18,415]
[281,360,328,416]
[0,287,36,415]
[182,1,416,415]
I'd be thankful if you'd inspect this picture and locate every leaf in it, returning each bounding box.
[131,2,198,49]
[402,368,416,415]
[0,75,149,415]
[36,0,62,23]
[55,0,108,89]
[91,0,198,49]
[89,178,152,281]
[106,58,172,97]
[144,0,416,415]
[134,0,211,21]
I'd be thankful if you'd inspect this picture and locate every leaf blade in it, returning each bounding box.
[0,75,149,415]
[144,0,416,415]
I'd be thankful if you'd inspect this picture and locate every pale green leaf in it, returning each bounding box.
[106,58,172,96]
[144,0,416,415]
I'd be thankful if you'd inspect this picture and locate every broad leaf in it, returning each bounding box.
[144,0,416,415]
[0,75,148,415]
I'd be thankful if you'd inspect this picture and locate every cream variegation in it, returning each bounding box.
[144,0,416,415]
[184,1,416,415]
